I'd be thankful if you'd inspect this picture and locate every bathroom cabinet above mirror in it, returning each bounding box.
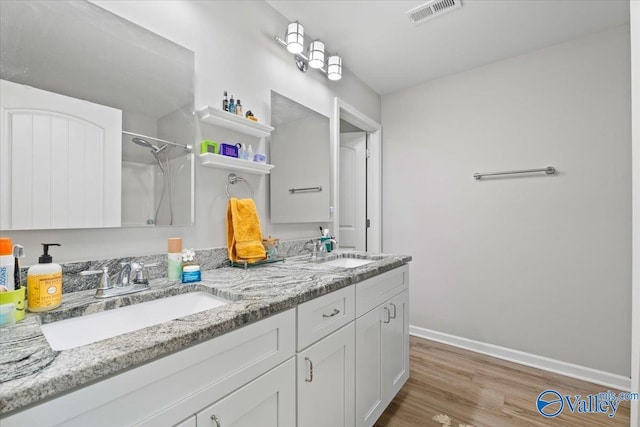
[0,0,195,230]
[270,92,332,223]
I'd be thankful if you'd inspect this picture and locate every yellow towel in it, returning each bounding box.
[226,198,267,263]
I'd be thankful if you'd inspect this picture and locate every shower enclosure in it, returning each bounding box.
[121,132,193,227]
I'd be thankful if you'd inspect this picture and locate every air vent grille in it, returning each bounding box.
[406,0,462,25]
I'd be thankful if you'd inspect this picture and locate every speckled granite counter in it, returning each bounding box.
[0,251,410,415]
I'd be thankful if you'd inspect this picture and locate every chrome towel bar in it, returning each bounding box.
[289,186,323,193]
[473,166,556,180]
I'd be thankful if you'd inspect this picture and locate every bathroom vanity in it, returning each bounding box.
[0,252,410,427]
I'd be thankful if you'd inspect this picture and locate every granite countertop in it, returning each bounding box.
[0,251,410,415]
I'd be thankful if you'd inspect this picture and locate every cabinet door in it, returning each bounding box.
[173,415,196,427]
[196,358,295,427]
[297,322,355,427]
[382,290,410,402]
[355,305,385,427]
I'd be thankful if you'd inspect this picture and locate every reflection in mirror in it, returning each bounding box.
[270,91,331,223]
[0,0,195,229]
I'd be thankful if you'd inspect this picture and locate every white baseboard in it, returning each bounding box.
[410,325,631,391]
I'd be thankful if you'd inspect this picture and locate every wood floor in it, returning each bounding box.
[375,336,631,427]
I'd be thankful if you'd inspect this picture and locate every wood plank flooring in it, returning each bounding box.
[375,336,631,427]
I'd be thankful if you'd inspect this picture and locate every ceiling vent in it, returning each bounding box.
[406,0,462,25]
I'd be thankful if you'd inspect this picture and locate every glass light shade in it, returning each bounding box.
[286,22,304,54]
[327,55,342,81]
[308,40,325,69]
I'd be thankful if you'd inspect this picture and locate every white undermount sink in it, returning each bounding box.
[319,257,375,268]
[40,292,229,351]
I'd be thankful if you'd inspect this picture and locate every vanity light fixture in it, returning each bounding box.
[285,21,304,54]
[308,40,325,69]
[275,22,342,81]
[326,55,342,81]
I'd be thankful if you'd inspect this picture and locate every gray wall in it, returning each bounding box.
[6,0,380,265]
[382,26,631,376]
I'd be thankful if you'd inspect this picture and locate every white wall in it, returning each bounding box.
[382,26,631,376]
[5,0,380,265]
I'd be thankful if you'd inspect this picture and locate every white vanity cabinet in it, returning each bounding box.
[2,264,411,427]
[296,285,356,427]
[355,265,410,427]
[195,358,296,427]
[2,309,296,427]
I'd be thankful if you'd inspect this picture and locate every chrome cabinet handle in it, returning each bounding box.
[305,357,314,382]
[389,303,397,319]
[322,308,340,318]
[211,414,221,427]
[383,307,391,323]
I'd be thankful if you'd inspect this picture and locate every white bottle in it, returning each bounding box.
[0,237,15,290]
[247,145,254,162]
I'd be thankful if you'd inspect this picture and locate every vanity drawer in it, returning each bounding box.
[356,265,409,318]
[297,285,355,350]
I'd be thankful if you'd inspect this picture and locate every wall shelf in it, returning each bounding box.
[197,106,274,138]
[199,153,274,175]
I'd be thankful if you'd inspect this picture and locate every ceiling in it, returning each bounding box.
[266,0,630,95]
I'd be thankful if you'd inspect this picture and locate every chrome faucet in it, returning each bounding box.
[318,238,337,253]
[81,262,156,299]
[306,238,338,260]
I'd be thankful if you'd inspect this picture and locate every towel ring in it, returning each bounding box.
[226,173,254,199]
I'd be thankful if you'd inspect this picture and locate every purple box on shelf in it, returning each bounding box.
[220,143,238,158]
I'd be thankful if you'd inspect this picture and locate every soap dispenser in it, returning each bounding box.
[27,243,62,312]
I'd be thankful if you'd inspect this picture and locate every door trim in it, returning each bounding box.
[333,98,382,253]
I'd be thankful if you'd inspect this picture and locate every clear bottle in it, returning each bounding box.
[228,95,236,114]
[239,144,249,160]
[236,99,243,116]
[27,243,62,312]
[222,91,229,112]
[247,144,254,162]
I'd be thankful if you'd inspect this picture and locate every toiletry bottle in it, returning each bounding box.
[222,91,229,112]
[247,145,254,162]
[321,229,332,252]
[168,238,182,281]
[0,238,15,291]
[236,99,243,116]
[228,95,236,114]
[27,243,62,312]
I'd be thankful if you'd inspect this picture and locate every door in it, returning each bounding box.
[297,322,355,427]
[340,132,367,250]
[196,358,296,427]
[355,305,385,427]
[0,79,122,230]
[382,290,410,402]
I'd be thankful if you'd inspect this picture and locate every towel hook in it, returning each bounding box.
[226,173,254,199]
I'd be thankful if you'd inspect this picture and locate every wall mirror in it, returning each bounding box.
[270,91,331,223]
[0,0,195,229]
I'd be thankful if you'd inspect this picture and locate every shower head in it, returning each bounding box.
[132,137,153,149]
[132,137,167,154]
